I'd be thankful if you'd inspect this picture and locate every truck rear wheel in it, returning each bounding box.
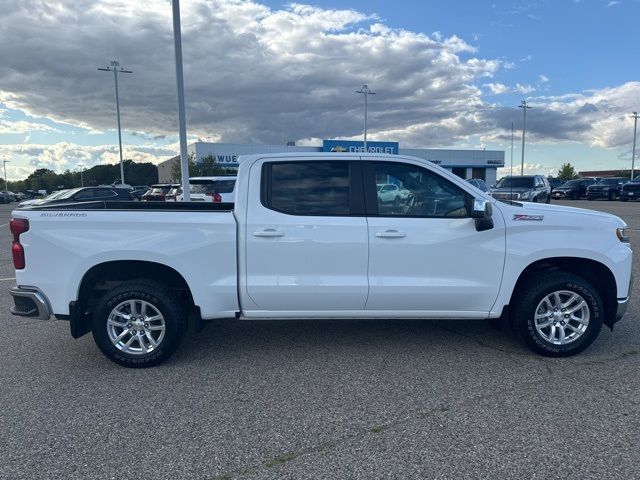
[91,280,186,367]
[511,272,603,357]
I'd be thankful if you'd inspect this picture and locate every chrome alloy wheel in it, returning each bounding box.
[106,299,166,355]
[534,290,590,345]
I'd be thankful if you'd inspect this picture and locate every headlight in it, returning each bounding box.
[617,227,630,243]
[520,191,531,200]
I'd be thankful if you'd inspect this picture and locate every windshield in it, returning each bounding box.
[599,178,622,185]
[495,177,534,188]
[189,179,236,194]
[40,189,71,200]
[561,180,580,187]
[148,186,170,194]
[50,188,82,200]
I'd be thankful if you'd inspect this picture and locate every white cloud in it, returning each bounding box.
[0,142,177,179]
[607,1,621,7]
[514,83,536,94]
[538,74,550,83]
[484,83,510,95]
[0,119,57,134]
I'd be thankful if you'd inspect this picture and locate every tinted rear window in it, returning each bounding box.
[264,162,351,215]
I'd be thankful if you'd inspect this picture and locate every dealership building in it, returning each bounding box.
[157,140,505,184]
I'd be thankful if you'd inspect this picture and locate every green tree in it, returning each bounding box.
[171,153,233,182]
[557,163,578,180]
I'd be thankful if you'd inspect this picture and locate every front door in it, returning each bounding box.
[244,160,369,314]
[363,160,506,316]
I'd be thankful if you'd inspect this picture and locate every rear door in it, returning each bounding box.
[243,159,369,313]
[363,160,506,316]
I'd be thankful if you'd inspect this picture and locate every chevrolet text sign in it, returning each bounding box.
[323,140,399,155]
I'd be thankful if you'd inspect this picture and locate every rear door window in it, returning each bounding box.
[262,161,353,216]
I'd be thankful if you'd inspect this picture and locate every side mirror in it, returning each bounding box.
[468,197,494,231]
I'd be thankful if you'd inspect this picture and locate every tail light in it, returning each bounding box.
[209,192,222,203]
[10,218,29,270]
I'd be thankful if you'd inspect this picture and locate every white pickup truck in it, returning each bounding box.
[9,153,632,367]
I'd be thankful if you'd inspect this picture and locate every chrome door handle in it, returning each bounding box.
[253,229,284,237]
[375,230,406,238]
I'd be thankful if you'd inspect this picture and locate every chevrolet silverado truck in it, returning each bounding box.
[9,153,633,367]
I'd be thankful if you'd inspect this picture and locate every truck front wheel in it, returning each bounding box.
[511,272,603,357]
[91,280,186,367]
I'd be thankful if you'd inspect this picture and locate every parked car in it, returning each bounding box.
[552,178,597,200]
[141,184,173,201]
[130,186,150,201]
[547,178,564,192]
[176,176,237,202]
[165,184,182,201]
[466,178,488,192]
[9,153,632,366]
[0,192,14,204]
[619,176,640,201]
[586,177,627,201]
[377,183,402,205]
[18,187,132,207]
[489,175,551,203]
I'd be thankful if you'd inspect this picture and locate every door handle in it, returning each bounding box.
[253,228,284,237]
[375,230,406,238]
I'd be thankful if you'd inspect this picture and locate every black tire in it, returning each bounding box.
[621,198,629,202]
[91,280,187,368]
[511,272,603,357]
[610,191,618,201]
[570,192,579,200]
[587,197,594,201]
[545,195,551,204]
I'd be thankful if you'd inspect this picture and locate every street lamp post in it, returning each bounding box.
[171,0,191,202]
[518,100,532,175]
[3,160,9,193]
[356,85,375,152]
[98,60,132,186]
[78,164,84,187]
[631,111,639,180]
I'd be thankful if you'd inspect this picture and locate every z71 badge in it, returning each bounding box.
[513,214,544,221]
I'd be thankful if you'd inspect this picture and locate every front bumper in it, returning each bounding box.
[620,191,640,200]
[586,190,611,199]
[9,286,52,320]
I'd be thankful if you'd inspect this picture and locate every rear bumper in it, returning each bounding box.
[9,286,52,320]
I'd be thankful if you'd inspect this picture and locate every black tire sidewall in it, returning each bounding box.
[92,282,185,367]
[513,273,603,357]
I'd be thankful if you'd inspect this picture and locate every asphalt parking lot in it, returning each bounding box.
[1,199,640,479]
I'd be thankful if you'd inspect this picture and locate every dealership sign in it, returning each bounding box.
[323,140,399,155]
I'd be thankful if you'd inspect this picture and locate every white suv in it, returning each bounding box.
[176,176,237,202]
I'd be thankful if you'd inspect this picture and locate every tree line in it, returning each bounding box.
[2,160,159,193]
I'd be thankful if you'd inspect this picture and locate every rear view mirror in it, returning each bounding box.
[470,198,488,219]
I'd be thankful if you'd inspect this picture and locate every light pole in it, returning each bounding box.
[356,84,375,152]
[631,111,639,180]
[78,164,84,187]
[98,60,132,186]
[518,100,531,175]
[3,160,9,193]
[171,0,191,201]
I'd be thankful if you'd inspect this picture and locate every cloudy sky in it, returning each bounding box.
[0,0,638,180]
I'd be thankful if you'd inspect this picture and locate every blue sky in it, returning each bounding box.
[0,0,638,180]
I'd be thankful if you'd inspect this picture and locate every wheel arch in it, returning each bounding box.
[509,257,618,328]
[70,260,197,338]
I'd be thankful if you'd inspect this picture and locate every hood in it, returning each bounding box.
[500,200,625,226]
